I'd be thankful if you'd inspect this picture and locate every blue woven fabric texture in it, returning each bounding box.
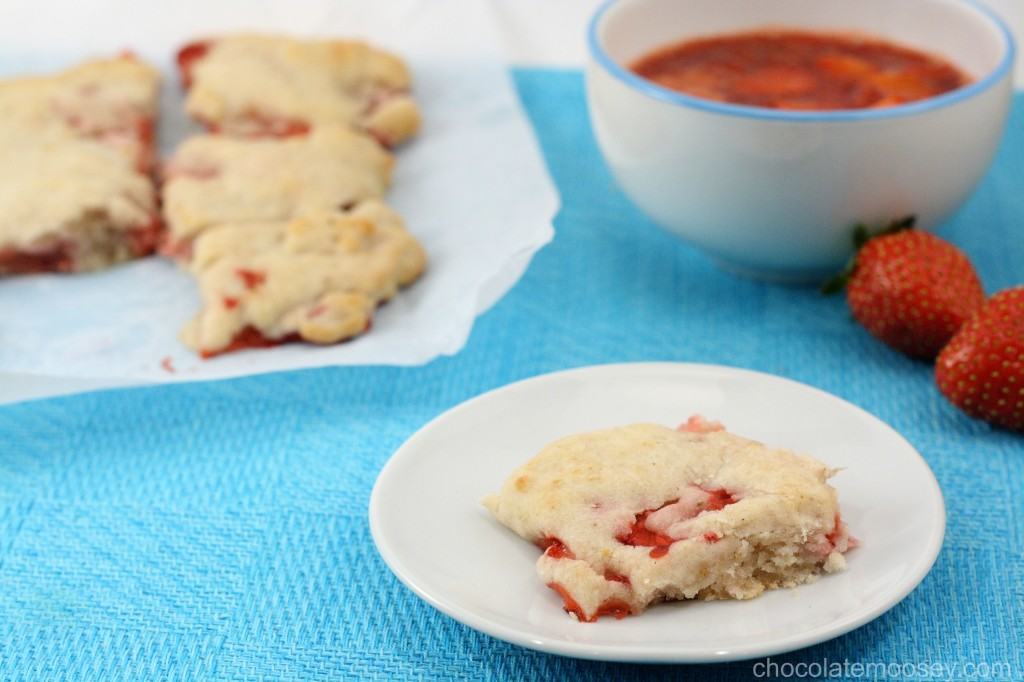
[1,69,1022,681]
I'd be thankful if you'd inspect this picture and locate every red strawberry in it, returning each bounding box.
[824,218,985,359]
[936,287,1024,431]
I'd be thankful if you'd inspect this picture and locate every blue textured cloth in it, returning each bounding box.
[1,69,1023,681]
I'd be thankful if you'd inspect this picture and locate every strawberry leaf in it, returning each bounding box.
[820,215,917,295]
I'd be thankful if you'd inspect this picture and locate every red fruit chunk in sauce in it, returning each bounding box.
[631,30,968,111]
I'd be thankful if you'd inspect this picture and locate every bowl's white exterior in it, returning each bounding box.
[587,0,1015,280]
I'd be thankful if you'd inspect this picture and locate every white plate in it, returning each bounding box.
[370,363,945,663]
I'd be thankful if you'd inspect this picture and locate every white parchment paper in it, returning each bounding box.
[0,0,558,382]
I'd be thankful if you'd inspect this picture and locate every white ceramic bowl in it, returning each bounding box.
[586,0,1015,281]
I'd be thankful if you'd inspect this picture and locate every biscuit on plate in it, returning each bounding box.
[484,418,855,622]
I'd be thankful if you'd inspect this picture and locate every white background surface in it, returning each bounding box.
[3,0,1021,404]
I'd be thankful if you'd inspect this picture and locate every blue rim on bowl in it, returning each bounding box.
[587,0,1017,122]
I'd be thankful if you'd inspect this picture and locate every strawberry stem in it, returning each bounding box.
[821,215,916,294]
[851,224,871,250]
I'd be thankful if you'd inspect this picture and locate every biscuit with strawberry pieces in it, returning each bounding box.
[0,56,161,274]
[180,200,425,357]
[161,125,393,258]
[483,420,854,622]
[177,34,419,147]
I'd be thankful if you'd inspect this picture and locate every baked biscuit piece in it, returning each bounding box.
[177,34,420,146]
[483,420,855,622]
[161,125,393,255]
[0,56,161,274]
[0,55,160,173]
[181,200,425,357]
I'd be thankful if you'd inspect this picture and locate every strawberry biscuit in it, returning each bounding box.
[0,56,161,274]
[177,34,420,146]
[180,200,425,357]
[483,420,854,622]
[161,125,393,256]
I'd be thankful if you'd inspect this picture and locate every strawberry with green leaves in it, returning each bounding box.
[936,287,1024,432]
[824,217,985,360]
